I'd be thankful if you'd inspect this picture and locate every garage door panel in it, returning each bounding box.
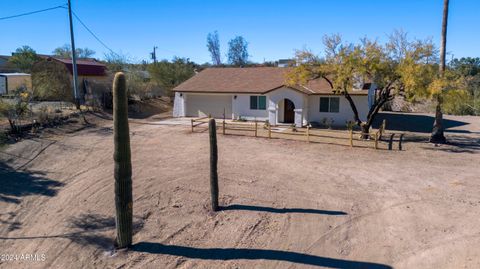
[186,94,232,118]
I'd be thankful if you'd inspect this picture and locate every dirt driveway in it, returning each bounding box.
[0,113,479,269]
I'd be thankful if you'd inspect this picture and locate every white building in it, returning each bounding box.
[173,67,374,127]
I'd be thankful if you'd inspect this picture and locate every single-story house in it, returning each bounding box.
[0,73,32,95]
[173,67,375,127]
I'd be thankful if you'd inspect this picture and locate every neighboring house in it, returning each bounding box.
[43,57,110,101]
[0,73,32,95]
[45,56,109,84]
[173,67,375,127]
[0,55,20,73]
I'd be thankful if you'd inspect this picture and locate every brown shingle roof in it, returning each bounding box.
[173,67,368,95]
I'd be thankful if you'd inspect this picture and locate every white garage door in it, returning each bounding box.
[186,94,232,118]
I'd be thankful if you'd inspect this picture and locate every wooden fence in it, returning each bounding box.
[190,115,211,132]
[190,117,403,150]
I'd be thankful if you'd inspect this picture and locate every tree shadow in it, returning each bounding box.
[372,112,469,133]
[0,213,144,251]
[220,204,347,215]
[0,161,64,204]
[133,242,392,269]
[423,136,480,154]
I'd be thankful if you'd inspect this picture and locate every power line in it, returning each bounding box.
[0,4,66,21]
[70,10,120,56]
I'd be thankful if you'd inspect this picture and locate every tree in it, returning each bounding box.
[52,44,95,58]
[9,46,41,73]
[207,31,221,65]
[227,36,249,66]
[287,32,439,136]
[104,52,130,72]
[430,0,449,144]
[444,57,480,115]
[148,57,197,97]
[450,57,480,77]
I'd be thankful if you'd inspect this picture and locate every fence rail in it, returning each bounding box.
[190,118,403,150]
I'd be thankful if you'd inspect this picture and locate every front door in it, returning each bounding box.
[284,99,295,123]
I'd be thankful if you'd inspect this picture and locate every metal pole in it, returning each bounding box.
[68,0,80,107]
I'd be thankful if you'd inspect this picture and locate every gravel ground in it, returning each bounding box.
[0,113,479,269]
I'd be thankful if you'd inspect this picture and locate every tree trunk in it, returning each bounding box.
[430,97,447,144]
[361,123,371,139]
[430,0,449,144]
[113,72,133,249]
[209,119,219,211]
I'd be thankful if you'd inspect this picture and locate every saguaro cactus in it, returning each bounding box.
[113,72,133,248]
[209,119,219,211]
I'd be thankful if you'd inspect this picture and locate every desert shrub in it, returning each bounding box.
[31,60,73,101]
[0,90,32,133]
[443,89,474,115]
[37,105,54,124]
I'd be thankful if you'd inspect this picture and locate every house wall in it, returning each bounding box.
[0,75,32,93]
[173,89,370,128]
[307,95,369,126]
[232,94,268,120]
[267,87,306,126]
[173,92,186,117]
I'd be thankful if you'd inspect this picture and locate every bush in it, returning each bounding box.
[0,90,31,133]
[31,60,73,101]
[443,89,474,115]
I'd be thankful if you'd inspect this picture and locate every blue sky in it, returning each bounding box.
[1,0,479,64]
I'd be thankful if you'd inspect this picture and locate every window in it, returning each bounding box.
[250,96,266,110]
[319,97,340,113]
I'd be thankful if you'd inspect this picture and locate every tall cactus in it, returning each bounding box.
[113,72,133,248]
[209,119,219,211]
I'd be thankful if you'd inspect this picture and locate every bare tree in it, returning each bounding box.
[207,31,221,65]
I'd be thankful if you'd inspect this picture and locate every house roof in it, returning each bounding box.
[46,57,107,76]
[0,72,30,76]
[173,67,368,95]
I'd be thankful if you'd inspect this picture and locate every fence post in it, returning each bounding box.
[399,134,404,150]
[374,132,378,149]
[191,119,194,132]
[380,119,386,140]
[349,129,353,147]
[306,125,310,143]
[388,133,395,150]
[222,120,226,135]
[268,124,272,139]
[254,121,258,137]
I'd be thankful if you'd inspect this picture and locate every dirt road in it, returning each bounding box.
[1,114,479,268]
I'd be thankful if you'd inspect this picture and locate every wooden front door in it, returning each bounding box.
[284,99,295,123]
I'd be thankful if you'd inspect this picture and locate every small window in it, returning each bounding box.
[258,96,266,109]
[250,96,257,109]
[319,97,340,113]
[320,97,330,112]
[250,96,266,110]
[330,97,339,112]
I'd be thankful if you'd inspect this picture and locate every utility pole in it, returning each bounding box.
[68,0,80,108]
[151,46,158,64]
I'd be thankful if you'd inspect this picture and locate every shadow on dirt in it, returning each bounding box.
[220,204,347,215]
[0,161,64,204]
[133,242,392,269]
[372,112,469,133]
[0,213,144,251]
